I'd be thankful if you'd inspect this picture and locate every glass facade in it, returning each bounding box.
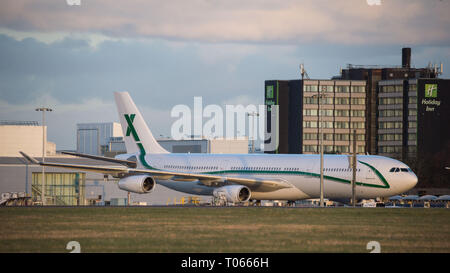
[77,122,122,156]
[32,172,86,205]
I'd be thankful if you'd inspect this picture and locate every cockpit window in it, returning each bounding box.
[390,167,411,173]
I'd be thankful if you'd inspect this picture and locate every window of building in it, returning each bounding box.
[304,85,318,92]
[320,109,334,117]
[351,98,365,105]
[408,133,416,141]
[320,85,334,93]
[335,146,349,153]
[336,86,349,93]
[303,109,318,116]
[395,85,403,92]
[379,134,402,141]
[379,109,403,117]
[303,121,318,128]
[322,121,334,128]
[379,97,403,105]
[303,133,318,140]
[408,109,417,116]
[336,98,350,105]
[350,122,365,129]
[351,110,365,117]
[324,133,333,141]
[408,121,417,129]
[380,146,402,153]
[336,110,349,117]
[335,134,349,141]
[324,145,334,152]
[304,97,318,104]
[322,98,334,105]
[351,86,365,93]
[335,122,349,129]
[379,122,402,129]
[303,145,318,152]
[349,134,365,141]
[408,97,417,104]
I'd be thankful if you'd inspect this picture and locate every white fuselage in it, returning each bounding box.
[137,153,418,201]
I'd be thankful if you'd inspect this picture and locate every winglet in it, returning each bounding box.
[19,151,40,164]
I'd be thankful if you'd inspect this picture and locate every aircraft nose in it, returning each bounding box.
[407,172,418,190]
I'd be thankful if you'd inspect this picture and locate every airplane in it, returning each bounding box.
[21,92,418,204]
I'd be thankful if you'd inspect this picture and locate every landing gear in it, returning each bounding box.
[287,200,296,207]
[249,199,261,206]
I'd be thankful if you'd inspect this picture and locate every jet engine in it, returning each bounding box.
[118,175,156,194]
[213,185,251,203]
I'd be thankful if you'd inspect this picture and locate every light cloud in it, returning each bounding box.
[0,0,449,45]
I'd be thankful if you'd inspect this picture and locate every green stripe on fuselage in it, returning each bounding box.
[137,154,389,189]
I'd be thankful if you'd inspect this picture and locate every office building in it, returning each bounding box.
[264,80,302,154]
[338,47,440,154]
[0,121,55,157]
[77,122,123,156]
[264,79,367,155]
[377,78,450,158]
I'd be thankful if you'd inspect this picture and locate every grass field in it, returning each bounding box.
[0,207,449,253]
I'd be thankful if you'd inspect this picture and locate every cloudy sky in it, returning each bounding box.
[0,0,449,150]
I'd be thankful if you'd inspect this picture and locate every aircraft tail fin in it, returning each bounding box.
[114,92,169,154]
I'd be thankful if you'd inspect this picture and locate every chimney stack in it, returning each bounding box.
[402,47,411,68]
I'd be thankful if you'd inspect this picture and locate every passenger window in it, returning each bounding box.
[401,168,408,172]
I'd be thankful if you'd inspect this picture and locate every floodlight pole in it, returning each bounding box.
[36,107,52,205]
[313,90,326,207]
[352,129,357,207]
[247,112,260,153]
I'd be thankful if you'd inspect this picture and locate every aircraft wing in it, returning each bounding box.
[20,152,291,192]
[60,151,137,168]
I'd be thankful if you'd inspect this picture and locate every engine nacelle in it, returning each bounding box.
[213,185,251,203]
[118,175,156,194]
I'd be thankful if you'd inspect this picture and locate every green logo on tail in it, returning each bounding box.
[124,114,140,141]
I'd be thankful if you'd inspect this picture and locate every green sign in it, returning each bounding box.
[425,84,438,98]
[266,86,274,99]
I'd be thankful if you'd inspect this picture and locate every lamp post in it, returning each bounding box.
[247,112,260,153]
[36,107,52,205]
[312,89,327,207]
